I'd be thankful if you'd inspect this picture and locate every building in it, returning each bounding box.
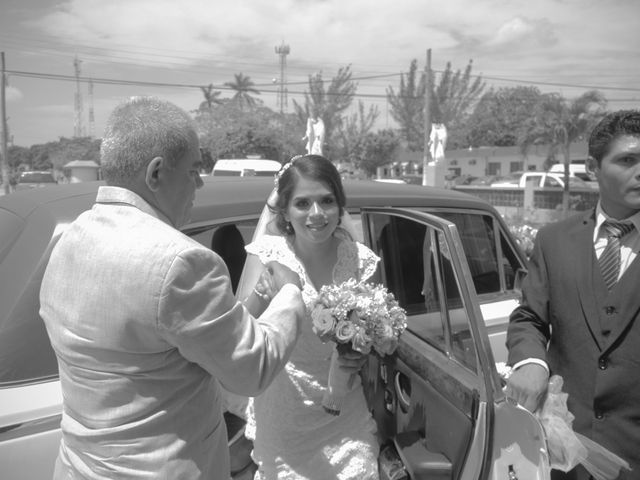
[383,142,589,183]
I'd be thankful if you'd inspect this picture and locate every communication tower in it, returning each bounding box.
[274,42,290,115]
[73,56,84,137]
[88,79,95,138]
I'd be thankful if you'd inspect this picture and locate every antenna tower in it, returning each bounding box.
[274,42,290,115]
[73,56,84,137]
[88,78,95,138]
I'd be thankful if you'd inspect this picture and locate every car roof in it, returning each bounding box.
[1,176,497,223]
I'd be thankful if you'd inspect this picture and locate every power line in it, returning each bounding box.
[8,68,640,98]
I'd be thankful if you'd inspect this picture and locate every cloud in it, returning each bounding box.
[6,86,23,102]
[487,16,557,49]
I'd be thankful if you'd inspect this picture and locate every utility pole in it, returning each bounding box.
[73,56,84,137]
[1,52,10,195]
[422,48,432,186]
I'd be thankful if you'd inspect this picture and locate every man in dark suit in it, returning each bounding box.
[506,109,640,479]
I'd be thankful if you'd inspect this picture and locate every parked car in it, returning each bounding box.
[0,177,549,479]
[490,171,592,189]
[14,171,58,191]
[211,158,281,177]
[548,160,596,182]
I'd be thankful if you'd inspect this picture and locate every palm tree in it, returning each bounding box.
[199,84,222,111]
[224,73,260,110]
[519,90,607,215]
[199,84,223,145]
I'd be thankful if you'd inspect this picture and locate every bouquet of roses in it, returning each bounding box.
[311,278,408,414]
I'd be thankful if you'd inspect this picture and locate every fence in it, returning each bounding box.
[453,185,599,226]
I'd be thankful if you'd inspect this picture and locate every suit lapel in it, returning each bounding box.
[574,211,605,349]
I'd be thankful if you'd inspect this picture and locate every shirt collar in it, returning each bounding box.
[594,201,640,240]
[95,186,173,226]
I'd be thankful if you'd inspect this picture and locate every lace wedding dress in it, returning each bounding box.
[244,232,381,480]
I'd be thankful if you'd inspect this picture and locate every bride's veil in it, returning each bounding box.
[235,189,280,302]
[235,186,360,302]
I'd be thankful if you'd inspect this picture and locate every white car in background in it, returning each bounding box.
[211,157,282,177]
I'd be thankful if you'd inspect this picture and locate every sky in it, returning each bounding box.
[1,0,639,147]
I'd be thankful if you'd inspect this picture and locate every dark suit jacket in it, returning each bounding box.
[507,210,640,480]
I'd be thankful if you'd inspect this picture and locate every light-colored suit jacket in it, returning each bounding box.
[507,211,640,479]
[40,186,301,480]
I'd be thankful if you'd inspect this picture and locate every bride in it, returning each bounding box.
[238,154,381,479]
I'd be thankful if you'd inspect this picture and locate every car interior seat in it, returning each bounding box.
[210,224,247,294]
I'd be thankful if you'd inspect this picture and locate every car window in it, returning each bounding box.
[366,212,477,372]
[353,209,522,297]
[544,176,562,187]
[185,219,260,294]
[433,211,522,295]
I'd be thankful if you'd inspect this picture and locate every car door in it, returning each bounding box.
[359,207,547,480]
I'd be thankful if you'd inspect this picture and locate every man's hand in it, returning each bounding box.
[266,261,301,291]
[505,363,549,413]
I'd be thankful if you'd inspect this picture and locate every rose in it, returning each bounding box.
[352,328,373,354]
[334,320,356,343]
[311,306,337,343]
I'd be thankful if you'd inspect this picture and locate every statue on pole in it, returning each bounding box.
[302,111,325,155]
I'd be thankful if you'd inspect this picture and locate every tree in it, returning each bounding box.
[359,129,401,178]
[292,65,357,158]
[386,59,425,151]
[387,59,486,151]
[466,86,544,147]
[199,84,223,111]
[194,101,300,162]
[198,84,224,140]
[519,90,607,214]
[224,73,261,110]
[335,100,379,167]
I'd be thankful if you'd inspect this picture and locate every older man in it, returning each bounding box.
[40,96,304,479]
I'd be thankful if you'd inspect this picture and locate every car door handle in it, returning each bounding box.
[395,372,411,412]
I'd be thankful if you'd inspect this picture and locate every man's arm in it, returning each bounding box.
[157,247,304,397]
[505,232,553,412]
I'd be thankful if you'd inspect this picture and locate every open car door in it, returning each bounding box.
[360,207,549,480]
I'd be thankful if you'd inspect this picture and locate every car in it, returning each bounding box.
[211,158,282,177]
[490,171,592,189]
[374,178,407,184]
[548,160,596,182]
[0,176,549,479]
[14,171,58,191]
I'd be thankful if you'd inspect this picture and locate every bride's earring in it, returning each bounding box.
[285,222,294,234]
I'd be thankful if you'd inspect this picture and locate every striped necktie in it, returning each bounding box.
[598,221,635,290]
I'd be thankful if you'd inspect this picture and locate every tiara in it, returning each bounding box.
[274,155,304,189]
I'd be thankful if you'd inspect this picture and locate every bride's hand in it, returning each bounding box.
[267,261,302,291]
[253,268,277,302]
[336,349,366,375]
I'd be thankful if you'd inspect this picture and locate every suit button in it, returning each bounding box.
[605,306,616,315]
[599,358,608,370]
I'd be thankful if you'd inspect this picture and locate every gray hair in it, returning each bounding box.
[100,96,197,185]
